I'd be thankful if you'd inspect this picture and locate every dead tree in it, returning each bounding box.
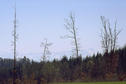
[101,16,121,53]
[63,13,80,57]
[100,16,121,75]
[101,16,110,53]
[12,5,18,84]
[40,39,52,62]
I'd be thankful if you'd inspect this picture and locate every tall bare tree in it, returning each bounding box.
[40,39,52,62]
[12,5,18,84]
[101,16,121,53]
[100,16,121,75]
[63,13,80,57]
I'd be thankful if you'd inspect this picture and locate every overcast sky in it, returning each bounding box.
[0,0,126,61]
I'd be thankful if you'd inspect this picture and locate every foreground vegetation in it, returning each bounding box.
[51,81,126,84]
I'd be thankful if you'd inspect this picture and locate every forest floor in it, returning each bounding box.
[51,81,126,84]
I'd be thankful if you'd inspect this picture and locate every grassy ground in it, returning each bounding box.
[51,81,126,84]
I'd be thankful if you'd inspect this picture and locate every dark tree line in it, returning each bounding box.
[0,46,126,83]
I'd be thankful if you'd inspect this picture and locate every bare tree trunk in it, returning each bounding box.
[64,13,80,57]
[100,16,121,79]
[13,6,17,84]
[40,39,52,62]
[71,15,79,57]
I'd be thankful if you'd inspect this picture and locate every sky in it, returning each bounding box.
[0,0,126,61]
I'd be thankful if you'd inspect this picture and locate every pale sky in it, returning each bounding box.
[0,0,126,61]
